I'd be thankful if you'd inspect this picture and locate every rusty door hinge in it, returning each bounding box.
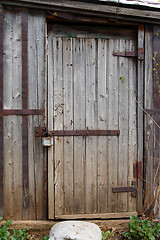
[112,181,137,197]
[113,48,144,60]
[133,161,143,179]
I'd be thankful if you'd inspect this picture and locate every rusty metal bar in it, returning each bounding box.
[22,9,29,219]
[0,109,44,116]
[0,6,3,217]
[113,48,144,60]
[112,181,137,197]
[35,127,120,137]
[112,186,135,193]
[113,51,137,57]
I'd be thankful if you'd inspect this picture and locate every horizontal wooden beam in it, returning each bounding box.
[1,0,160,24]
[55,212,137,220]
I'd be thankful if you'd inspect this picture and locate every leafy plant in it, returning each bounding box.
[0,217,31,240]
[123,215,160,240]
[41,236,49,240]
[102,230,114,240]
[11,227,30,240]
[0,217,12,240]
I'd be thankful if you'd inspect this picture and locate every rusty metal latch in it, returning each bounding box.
[35,127,120,137]
[113,48,144,60]
[112,181,137,197]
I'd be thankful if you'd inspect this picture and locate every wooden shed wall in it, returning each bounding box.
[0,6,47,220]
[0,2,160,220]
[144,25,160,218]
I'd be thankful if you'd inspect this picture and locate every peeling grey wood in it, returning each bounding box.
[144,25,154,216]
[28,9,46,220]
[73,38,86,214]
[118,38,128,212]
[53,37,64,217]
[107,38,118,213]
[128,39,137,212]
[3,8,23,219]
[63,38,74,215]
[85,38,97,214]
[137,25,144,214]
[97,39,108,213]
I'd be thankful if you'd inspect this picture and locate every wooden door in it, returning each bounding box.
[48,24,142,219]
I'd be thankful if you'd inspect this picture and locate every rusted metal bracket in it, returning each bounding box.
[112,181,137,197]
[35,127,120,137]
[113,51,137,57]
[133,161,143,179]
[0,109,44,116]
[113,48,144,60]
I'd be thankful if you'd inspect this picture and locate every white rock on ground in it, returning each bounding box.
[49,221,102,240]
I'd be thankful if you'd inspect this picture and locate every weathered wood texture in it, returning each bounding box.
[144,25,154,217]
[0,7,4,217]
[1,0,160,25]
[144,25,160,218]
[48,24,138,219]
[137,25,144,214]
[2,7,46,220]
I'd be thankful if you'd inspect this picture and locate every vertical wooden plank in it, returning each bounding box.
[28,10,46,219]
[118,38,129,212]
[22,8,29,220]
[28,12,36,220]
[97,39,108,213]
[144,25,154,217]
[54,37,64,217]
[107,39,119,213]
[128,39,137,212]
[73,38,86,214]
[0,6,3,217]
[63,38,74,215]
[48,26,54,219]
[85,38,97,214]
[152,25,160,217]
[137,24,144,214]
[3,8,23,219]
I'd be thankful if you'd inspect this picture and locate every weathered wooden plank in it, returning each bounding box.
[85,38,97,214]
[63,38,74,215]
[128,39,137,212]
[48,26,54,220]
[22,8,29,220]
[28,9,46,220]
[0,6,4,217]
[55,212,137,220]
[3,8,23,219]
[52,25,136,40]
[137,25,144,214]
[73,38,85,214]
[151,25,160,218]
[54,37,64,216]
[2,0,160,22]
[144,25,154,217]
[97,39,108,213]
[118,38,128,212]
[107,39,118,213]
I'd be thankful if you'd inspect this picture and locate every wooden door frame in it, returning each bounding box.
[47,22,145,219]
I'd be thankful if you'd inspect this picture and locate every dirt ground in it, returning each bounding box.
[5,219,130,239]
